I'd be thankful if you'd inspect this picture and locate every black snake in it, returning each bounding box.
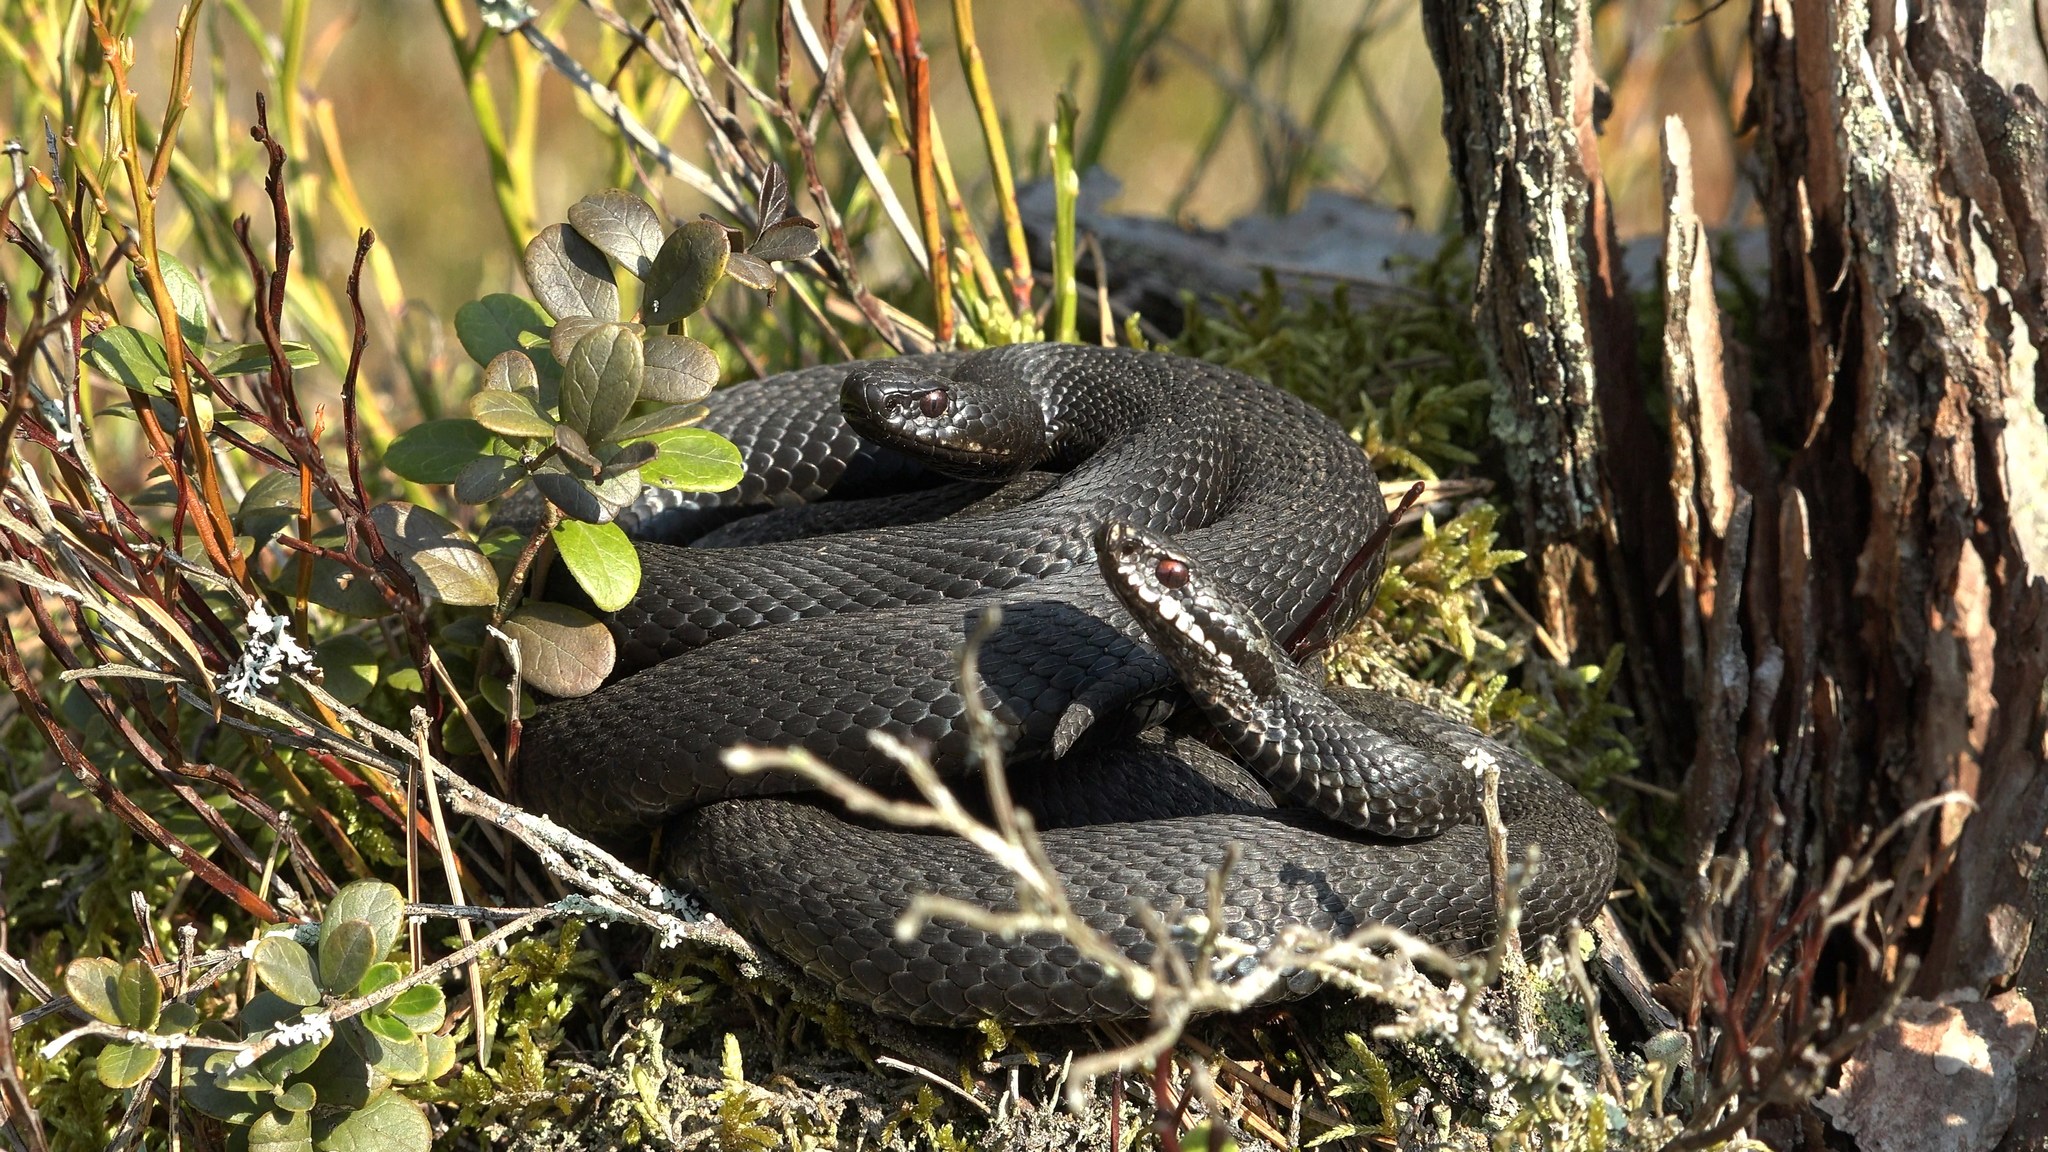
[512,344,1615,1025]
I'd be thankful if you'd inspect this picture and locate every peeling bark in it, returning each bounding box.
[1427,0,2048,1138]
[1419,0,1686,769]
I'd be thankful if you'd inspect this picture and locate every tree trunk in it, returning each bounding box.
[1423,0,2048,1141]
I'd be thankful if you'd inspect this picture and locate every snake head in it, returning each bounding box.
[1095,520,1284,700]
[842,361,1048,482]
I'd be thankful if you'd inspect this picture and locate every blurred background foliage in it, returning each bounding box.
[0,0,1749,408]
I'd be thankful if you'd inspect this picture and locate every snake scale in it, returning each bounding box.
[512,344,1615,1025]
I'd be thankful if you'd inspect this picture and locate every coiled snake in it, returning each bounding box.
[512,344,1615,1025]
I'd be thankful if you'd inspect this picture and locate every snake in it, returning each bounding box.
[511,344,1615,1025]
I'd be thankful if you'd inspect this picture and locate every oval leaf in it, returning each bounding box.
[560,323,644,442]
[95,1042,163,1090]
[531,460,642,524]
[357,962,404,997]
[211,341,320,376]
[423,1032,457,1081]
[387,984,445,1034]
[370,503,501,607]
[483,349,540,395]
[553,424,600,475]
[548,315,610,370]
[314,635,381,706]
[318,919,376,996]
[454,294,551,367]
[722,250,775,291]
[324,880,407,961]
[82,326,172,396]
[524,223,619,322]
[551,519,641,612]
[614,403,708,442]
[453,455,524,506]
[467,390,555,439]
[254,936,324,1008]
[749,217,822,263]
[133,251,210,346]
[249,1104,314,1152]
[383,419,494,485]
[275,1082,318,1114]
[640,335,719,404]
[640,428,745,493]
[567,190,666,278]
[117,958,162,1030]
[501,602,615,697]
[63,957,124,1025]
[642,220,729,324]
[317,1089,432,1152]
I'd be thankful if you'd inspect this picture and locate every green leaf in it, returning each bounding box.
[567,189,666,278]
[640,428,744,493]
[383,419,494,484]
[749,217,822,263]
[210,341,320,376]
[356,962,404,997]
[560,323,644,442]
[82,326,172,395]
[314,1089,432,1152]
[530,459,642,524]
[362,1010,414,1046]
[423,1033,457,1082]
[318,919,376,996]
[303,556,390,618]
[467,390,555,438]
[386,984,445,1034]
[453,455,524,505]
[133,251,210,347]
[552,424,601,475]
[384,667,424,693]
[250,1105,315,1152]
[455,294,551,367]
[314,635,381,706]
[524,223,619,322]
[157,1001,200,1035]
[548,315,614,371]
[640,334,719,403]
[180,1054,266,1123]
[613,402,707,442]
[243,990,308,1034]
[551,519,641,612]
[117,958,162,1030]
[294,1024,381,1113]
[63,957,124,1025]
[255,936,325,1008]
[642,220,729,324]
[324,881,407,961]
[501,602,616,697]
[95,1042,163,1090]
[370,503,501,607]
[483,349,540,394]
[722,250,775,291]
[275,1082,318,1113]
[363,1027,430,1084]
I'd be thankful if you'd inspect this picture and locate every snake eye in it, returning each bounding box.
[1154,558,1190,589]
[919,388,949,418]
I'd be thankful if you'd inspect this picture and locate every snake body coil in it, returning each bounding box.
[514,345,1615,1025]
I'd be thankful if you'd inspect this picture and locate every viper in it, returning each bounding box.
[512,344,1615,1025]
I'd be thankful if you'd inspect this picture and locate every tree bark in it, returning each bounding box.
[1424,0,2048,1139]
